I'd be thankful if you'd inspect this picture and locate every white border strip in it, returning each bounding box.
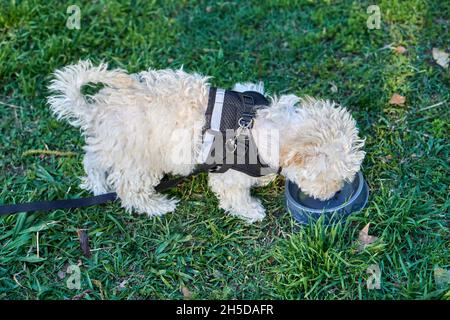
[210,88,225,130]
[198,89,225,164]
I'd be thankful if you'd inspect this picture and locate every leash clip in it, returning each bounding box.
[236,118,252,140]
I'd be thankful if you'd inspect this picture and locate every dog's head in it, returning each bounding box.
[275,96,365,200]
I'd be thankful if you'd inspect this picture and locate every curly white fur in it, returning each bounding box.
[48,61,365,223]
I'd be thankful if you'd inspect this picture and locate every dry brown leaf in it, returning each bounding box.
[57,270,66,280]
[393,46,407,54]
[57,263,70,280]
[77,229,91,258]
[389,93,406,106]
[71,289,91,300]
[181,286,192,299]
[92,279,105,300]
[432,48,449,68]
[381,154,393,163]
[118,279,128,291]
[358,223,378,252]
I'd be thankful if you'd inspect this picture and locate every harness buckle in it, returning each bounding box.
[242,94,254,105]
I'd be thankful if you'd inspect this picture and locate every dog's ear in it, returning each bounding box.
[282,136,365,181]
[280,138,319,169]
[281,148,306,167]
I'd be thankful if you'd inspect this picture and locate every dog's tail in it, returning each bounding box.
[48,60,134,128]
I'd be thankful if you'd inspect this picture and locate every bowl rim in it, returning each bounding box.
[286,171,365,213]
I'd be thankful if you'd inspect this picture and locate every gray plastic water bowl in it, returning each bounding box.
[285,172,369,225]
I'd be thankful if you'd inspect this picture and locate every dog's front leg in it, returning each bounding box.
[208,170,266,223]
[110,170,179,217]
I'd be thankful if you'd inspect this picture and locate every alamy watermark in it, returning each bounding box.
[66,5,81,30]
[168,122,280,174]
[366,263,381,290]
[63,5,382,33]
[66,264,81,290]
[434,267,450,289]
[367,5,381,30]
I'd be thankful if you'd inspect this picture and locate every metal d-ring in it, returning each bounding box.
[238,117,252,128]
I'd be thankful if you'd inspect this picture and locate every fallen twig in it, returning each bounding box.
[77,229,91,258]
[71,289,91,300]
[22,149,77,157]
[0,100,23,109]
[419,101,447,112]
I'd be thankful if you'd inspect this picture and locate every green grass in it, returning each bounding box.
[0,0,448,300]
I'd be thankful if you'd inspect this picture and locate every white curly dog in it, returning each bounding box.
[48,61,365,223]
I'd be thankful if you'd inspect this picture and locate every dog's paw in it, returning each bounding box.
[143,197,179,217]
[225,199,266,224]
[121,194,179,217]
[243,200,266,223]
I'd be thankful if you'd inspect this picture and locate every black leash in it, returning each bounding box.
[0,168,206,217]
[0,192,117,216]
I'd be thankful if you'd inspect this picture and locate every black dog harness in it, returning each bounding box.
[0,87,279,216]
[197,87,278,177]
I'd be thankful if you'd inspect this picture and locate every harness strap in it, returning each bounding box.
[199,87,278,177]
[198,87,225,164]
